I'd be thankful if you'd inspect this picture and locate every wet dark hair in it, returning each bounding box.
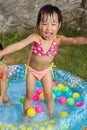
[37,4,62,28]
[0,42,3,60]
[0,43,3,50]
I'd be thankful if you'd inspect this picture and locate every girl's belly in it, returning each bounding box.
[29,54,54,70]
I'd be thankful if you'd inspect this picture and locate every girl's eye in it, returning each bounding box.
[42,23,47,25]
[52,23,56,26]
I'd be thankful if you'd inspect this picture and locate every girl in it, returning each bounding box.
[0,4,87,119]
[0,42,11,106]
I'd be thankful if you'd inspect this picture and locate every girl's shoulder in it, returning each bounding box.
[56,34,65,39]
[28,33,41,42]
[0,62,7,70]
[56,35,66,44]
[55,35,63,44]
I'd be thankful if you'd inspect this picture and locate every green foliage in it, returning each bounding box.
[54,44,87,81]
[59,26,85,37]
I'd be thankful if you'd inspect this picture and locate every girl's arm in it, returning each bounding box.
[59,35,87,45]
[0,33,38,58]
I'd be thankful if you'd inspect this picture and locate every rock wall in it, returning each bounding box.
[0,0,87,33]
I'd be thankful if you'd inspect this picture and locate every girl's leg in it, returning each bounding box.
[41,71,54,119]
[24,70,37,114]
[1,63,11,106]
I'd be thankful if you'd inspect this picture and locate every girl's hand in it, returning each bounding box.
[0,96,3,106]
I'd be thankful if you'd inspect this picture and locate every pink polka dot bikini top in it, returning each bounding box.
[32,38,58,56]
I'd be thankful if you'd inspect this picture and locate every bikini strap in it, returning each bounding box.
[0,59,5,62]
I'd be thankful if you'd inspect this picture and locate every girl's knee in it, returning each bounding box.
[25,94,33,100]
[45,94,53,102]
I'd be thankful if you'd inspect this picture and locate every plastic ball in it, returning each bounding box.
[27,126,33,130]
[52,87,58,92]
[36,81,42,87]
[52,93,56,100]
[62,86,70,93]
[26,108,36,117]
[20,96,24,104]
[35,104,44,113]
[57,83,64,91]
[54,90,62,98]
[75,102,84,107]
[32,94,39,102]
[75,96,84,103]
[67,98,75,106]
[36,88,43,95]
[65,90,73,98]
[47,124,53,130]
[0,69,3,79]
[0,124,5,129]
[60,111,68,117]
[8,124,14,129]
[52,81,56,87]
[39,92,45,100]
[72,92,80,100]
[58,96,66,104]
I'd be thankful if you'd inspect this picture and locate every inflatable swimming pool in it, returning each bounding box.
[0,64,87,130]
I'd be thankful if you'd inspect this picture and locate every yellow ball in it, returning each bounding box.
[60,111,68,118]
[26,108,36,117]
[27,126,33,130]
[39,92,45,100]
[72,92,80,100]
[57,83,64,91]
[8,124,14,129]
[0,124,5,129]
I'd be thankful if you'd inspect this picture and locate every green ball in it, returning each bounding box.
[20,96,24,104]
[67,98,75,106]
[62,86,70,93]
[52,87,58,92]
[52,93,56,100]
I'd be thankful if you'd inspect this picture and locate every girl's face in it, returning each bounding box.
[39,12,61,40]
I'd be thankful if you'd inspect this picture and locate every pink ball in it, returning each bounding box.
[32,94,39,102]
[36,88,43,95]
[75,102,84,107]
[35,104,44,113]
[58,96,66,104]
[52,81,56,87]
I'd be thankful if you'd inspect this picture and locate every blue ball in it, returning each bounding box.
[65,90,73,98]
[54,90,62,98]
[36,81,42,87]
[75,96,84,103]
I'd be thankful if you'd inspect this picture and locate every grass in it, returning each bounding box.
[0,27,87,81]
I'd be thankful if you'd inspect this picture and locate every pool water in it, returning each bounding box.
[0,79,86,130]
[0,65,87,130]
[0,79,75,124]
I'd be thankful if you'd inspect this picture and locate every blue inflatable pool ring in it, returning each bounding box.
[0,64,87,130]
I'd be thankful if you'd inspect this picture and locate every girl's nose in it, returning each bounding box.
[46,24,51,30]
